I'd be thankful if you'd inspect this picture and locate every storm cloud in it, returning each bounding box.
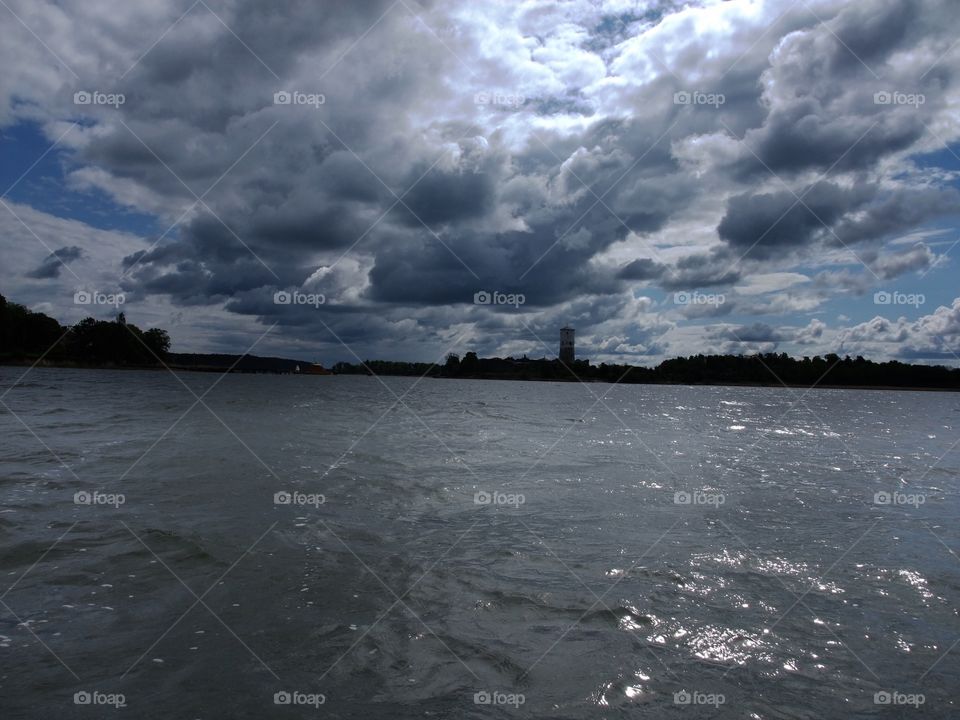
[26,245,84,279]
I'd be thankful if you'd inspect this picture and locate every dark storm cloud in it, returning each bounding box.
[120,217,310,304]
[727,0,952,180]
[827,0,915,68]
[715,322,784,344]
[617,258,665,281]
[823,0,957,84]
[365,218,624,308]
[366,239,485,306]
[396,157,498,226]
[358,113,691,307]
[112,0,402,132]
[612,250,744,307]
[27,246,84,279]
[732,110,925,180]
[717,181,873,259]
[660,250,742,290]
[831,187,960,246]
[717,180,957,266]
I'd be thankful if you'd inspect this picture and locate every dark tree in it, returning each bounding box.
[0,294,173,368]
[143,328,171,358]
[444,353,460,375]
[460,351,479,375]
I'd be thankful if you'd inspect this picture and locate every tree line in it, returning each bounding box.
[0,294,170,367]
[334,351,960,389]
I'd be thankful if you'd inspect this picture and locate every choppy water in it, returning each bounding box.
[0,367,958,718]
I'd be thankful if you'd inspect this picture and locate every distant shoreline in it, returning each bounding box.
[2,359,958,393]
[433,374,960,392]
[0,359,292,374]
[4,297,958,391]
[438,375,960,393]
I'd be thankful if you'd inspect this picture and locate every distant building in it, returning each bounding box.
[559,326,575,363]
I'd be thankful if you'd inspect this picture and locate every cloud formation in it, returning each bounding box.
[1,0,958,364]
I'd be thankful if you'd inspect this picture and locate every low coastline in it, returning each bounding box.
[3,358,958,392]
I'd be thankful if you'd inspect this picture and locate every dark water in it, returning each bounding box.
[0,367,958,718]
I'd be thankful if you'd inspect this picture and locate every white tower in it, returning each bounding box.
[559,326,575,363]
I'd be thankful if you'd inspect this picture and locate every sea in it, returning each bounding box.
[0,367,958,718]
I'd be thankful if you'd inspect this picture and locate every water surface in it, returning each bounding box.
[1,368,958,718]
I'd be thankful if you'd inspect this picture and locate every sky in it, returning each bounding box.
[1,0,959,367]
